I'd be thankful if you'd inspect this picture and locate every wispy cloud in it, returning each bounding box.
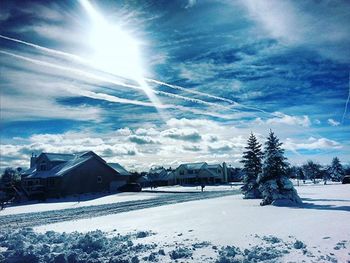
[328,118,340,127]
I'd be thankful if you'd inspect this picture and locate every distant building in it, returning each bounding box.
[173,162,228,185]
[21,151,129,198]
[147,167,175,186]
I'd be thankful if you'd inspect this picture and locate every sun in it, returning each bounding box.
[79,0,166,119]
[80,0,143,80]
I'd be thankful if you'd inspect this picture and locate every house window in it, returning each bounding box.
[188,170,194,174]
[180,170,184,175]
[97,176,102,183]
[39,161,47,171]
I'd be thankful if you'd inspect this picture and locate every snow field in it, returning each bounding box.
[31,183,350,262]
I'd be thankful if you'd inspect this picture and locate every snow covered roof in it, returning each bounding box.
[22,151,122,179]
[43,153,75,162]
[108,163,130,176]
[207,164,222,169]
[24,155,93,179]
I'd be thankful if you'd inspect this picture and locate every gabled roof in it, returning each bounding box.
[42,153,75,162]
[207,164,222,169]
[178,162,207,170]
[22,151,122,179]
[23,155,93,179]
[108,163,130,176]
[149,167,167,175]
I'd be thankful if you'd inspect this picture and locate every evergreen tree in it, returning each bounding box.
[258,130,302,206]
[240,132,263,199]
[328,157,345,182]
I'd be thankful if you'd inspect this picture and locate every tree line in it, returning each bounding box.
[240,130,348,206]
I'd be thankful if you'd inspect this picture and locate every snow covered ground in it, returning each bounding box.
[0,191,157,216]
[143,183,242,193]
[1,183,349,262]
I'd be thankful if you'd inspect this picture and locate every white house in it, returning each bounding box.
[173,162,228,185]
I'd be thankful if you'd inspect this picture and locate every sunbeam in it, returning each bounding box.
[79,0,168,120]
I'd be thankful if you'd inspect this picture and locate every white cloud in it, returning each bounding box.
[327,118,340,127]
[2,117,347,172]
[284,137,342,152]
[255,112,311,127]
[161,128,202,142]
[240,0,350,62]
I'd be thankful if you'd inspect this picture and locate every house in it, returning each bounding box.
[147,167,175,186]
[21,151,129,198]
[227,167,243,182]
[136,176,150,188]
[173,162,228,185]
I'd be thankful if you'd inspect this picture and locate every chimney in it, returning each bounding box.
[223,162,228,183]
[30,153,37,168]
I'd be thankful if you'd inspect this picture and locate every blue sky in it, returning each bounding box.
[0,0,349,171]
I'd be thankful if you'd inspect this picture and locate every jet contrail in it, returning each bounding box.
[145,78,273,115]
[0,49,232,112]
[0,34,84,63]
[1,50,239,120]
[69,87,236,119]
[341,72,350,124]
[0,34,270,115]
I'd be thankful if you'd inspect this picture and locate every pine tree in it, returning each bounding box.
[328,157,344,182]
[258,130,302,206]
[240,132,263,199]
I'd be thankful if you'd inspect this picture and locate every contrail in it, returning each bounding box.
[145,78,273,115]
[1,50,237,120]
[0,34,270,115]
[69,88,236,120]
[0,34,84,63]
[341,72,350,124]
[0,49,231,112]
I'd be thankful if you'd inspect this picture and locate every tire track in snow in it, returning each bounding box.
[0,190,239,229]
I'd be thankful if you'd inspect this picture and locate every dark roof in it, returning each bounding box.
[42,153,75,162]
[23,151,123,179]
[23,155,93,179]
[107,163,130,176]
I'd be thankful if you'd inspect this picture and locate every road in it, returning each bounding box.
[0,190,240,229]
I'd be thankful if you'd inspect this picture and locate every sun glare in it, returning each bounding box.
[80,0,143,80]
[79,0,166,119]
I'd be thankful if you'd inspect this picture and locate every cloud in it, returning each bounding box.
[328,118,340,127]
[240,0,350,62]
[284,137,342,151]
[1,94,102,122]
[128,135,158,145]
[182,145,202,152]
[161,128,202,142]
[185,0,197,9]
[255,112,311,127]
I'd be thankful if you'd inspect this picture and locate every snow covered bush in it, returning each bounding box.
[0,228,157,263]
[169,247,193,259]
[258,131,302,206]
[241,133,263,199]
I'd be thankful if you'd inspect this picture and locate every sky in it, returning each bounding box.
[0,0,349,171]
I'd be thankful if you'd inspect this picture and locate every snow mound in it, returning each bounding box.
[0,229,347,262]
[0,228,155,263]
[272,199,300,207]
